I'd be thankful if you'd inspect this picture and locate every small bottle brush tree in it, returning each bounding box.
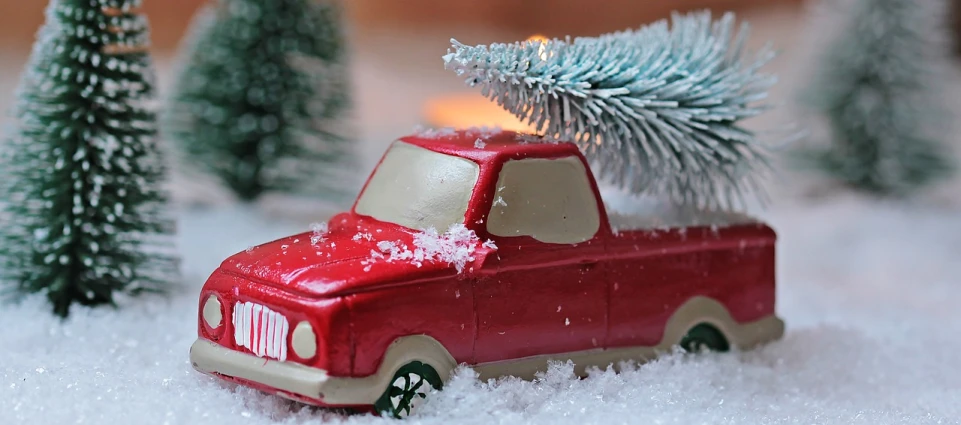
[444,12,776,211]
[799,0,954,194]
[165,0,351,201]
[0,0,178,317]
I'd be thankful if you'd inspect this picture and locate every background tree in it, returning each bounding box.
[0,0,178,317]
[798,0,954,194]
[164,0,351,201]
[444,12,776,211]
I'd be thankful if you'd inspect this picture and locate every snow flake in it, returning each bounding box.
[33,228,50,241]
[474,138,487,149]
[309,222,328,245]
[494,196,507,207]
[352,232,373,242]
[466,126,502,138]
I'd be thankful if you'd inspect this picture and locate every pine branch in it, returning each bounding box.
[443,11,777,210]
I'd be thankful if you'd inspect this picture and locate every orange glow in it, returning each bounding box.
[422,34,551,134]
[527,34,549,61]
[423,93,535,133]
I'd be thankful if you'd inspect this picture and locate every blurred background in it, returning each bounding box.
[0,0,808,176]
[1,0,959,203]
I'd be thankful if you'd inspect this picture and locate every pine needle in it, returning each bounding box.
[444,11,776,211]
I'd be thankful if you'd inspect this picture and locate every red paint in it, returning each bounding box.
[194,129,779,408]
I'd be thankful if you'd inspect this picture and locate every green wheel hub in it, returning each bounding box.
[680,323,730,353]
[374,361,443,418]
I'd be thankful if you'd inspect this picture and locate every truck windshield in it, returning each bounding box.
[355,141,480,231]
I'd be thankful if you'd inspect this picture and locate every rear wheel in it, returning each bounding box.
[374,361,443,418]
[680,323,730,353]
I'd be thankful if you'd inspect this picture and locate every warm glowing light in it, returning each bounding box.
[527,34,549,61]
[423,94,535,133]
[421,34,553,134]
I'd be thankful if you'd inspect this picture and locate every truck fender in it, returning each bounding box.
[660,296,784,350]
[322,335,458,405]
[375,334,459,383]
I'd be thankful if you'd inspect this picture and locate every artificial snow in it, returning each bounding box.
[1,195,960,425]
[414,125,503,140]
[3,5,961,421]
[309,221,328,245]
[413,125,458,139]
[363,224,496,273]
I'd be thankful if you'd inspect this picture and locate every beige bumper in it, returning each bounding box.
[189,337,457,406]
[189,339,338,402]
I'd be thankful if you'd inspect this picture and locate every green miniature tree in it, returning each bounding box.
[444,12,776,211]
[0,0,178,317]
[799,0,953,194]
[164,0,351,201]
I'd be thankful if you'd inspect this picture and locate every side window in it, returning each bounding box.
[487,156,600,244]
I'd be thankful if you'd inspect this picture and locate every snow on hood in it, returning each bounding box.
[364,223,497,273]
[219,214,496,297]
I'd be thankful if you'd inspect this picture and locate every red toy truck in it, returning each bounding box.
[189,129,784,417]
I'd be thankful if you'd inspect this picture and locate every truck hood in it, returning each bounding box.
[219,213,492,297]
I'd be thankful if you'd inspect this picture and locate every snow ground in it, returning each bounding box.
[2,192,960,425]
[3,3,961,424]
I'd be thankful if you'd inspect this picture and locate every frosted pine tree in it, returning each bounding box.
[799,0,953,194]
[444,12,776,210]
[164,0,351,201]
[0,0,177,317]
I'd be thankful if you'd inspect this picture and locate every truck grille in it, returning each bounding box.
[232,301,289,361]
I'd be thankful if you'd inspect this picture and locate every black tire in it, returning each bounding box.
[373,361,443,418]
[679,323,730,353]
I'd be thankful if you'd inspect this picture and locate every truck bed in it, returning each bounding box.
[602,196,759,233]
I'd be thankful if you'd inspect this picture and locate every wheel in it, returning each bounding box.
[679,323,730,353]
[373,361,443,418]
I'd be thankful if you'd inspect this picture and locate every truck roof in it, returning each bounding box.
[398,128,581,165]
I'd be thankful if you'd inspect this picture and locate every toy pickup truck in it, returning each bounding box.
[189,129,784,418]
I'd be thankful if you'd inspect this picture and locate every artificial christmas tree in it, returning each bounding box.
[0,0,178,317]
[164,0,351,201]
[444,12,776,211]
[799,0,953,195]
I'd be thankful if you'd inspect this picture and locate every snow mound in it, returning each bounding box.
[364,224,497,273]
[3,198,961,425]
[413,125,504,140]
[413,125,458,139]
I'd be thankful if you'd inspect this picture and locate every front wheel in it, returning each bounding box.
[679,323,730,353]
[374,361,443,418]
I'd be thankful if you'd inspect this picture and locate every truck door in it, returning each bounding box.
[473,155,608,365]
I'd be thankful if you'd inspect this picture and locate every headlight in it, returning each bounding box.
[203,295,223,329]
[291,321,317,359]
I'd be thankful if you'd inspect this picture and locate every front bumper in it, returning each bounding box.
[189,339,382,407]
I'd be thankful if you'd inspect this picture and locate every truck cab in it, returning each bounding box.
[189,129,784,418]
